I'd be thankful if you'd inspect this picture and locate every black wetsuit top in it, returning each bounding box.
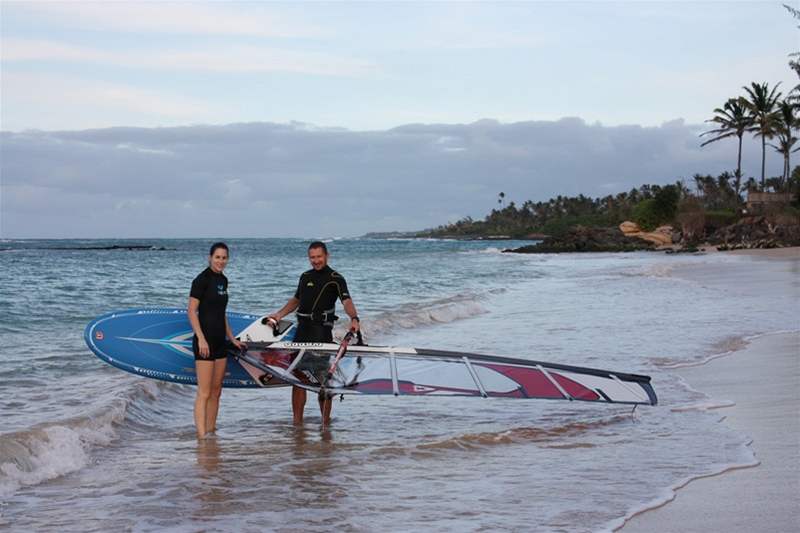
[190,268,229,350]
[293,265,350,343]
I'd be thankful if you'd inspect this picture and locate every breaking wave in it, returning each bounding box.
[338,291,501,339]
[0,380,166,501]
[657,330,799,369]
[414,415,631,452]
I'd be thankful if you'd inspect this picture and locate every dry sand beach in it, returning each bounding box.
[620,248,800,533]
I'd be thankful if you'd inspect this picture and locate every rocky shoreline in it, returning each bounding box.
[503,226,656,253]
[504,216,800,254]
[362,231,547,241]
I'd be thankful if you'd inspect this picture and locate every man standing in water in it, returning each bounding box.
[267,241,361,426]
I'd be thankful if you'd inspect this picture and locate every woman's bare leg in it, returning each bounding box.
[194,360,214,438]
[205,357,227,433]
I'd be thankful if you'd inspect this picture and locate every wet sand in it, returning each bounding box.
[725,246,800,260]
[618,332,800,532]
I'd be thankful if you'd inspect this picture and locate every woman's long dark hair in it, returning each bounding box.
[209,242,229,256]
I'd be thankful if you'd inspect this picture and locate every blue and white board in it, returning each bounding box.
[84,308,295,388]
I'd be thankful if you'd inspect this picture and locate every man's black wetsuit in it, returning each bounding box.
[190,267,229,359]
[293,265,350,343]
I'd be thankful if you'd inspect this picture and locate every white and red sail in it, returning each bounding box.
[236,342,657,406]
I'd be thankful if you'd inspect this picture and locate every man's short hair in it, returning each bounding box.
[308,241,328,254]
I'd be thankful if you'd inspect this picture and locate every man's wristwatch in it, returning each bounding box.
[351,316,360,322]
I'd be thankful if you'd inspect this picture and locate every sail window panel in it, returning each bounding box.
[473,362,564,399]
[332,354,394,394]
[293,350,331,379]
[472,364,526,396]
[556,371,646,403]
[394,358,481,396]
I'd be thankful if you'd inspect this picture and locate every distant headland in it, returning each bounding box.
[365,74,800,253]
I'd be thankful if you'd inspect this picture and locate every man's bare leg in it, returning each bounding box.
[319,394,332,427]
[292,386,306,425]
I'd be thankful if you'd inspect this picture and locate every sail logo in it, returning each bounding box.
[284,342,324,348]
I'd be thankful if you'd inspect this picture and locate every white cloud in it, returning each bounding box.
[1,38,109,62]
[1,72,223,130]
[1,38,375,77]
[115,143,174,156]
[12,2,323,38]
[153,46,375,76]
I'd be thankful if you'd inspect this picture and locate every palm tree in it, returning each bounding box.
[674,179,690,198]
[700,97,753,197]
[785,4,800,107]
[768,100,799,186]
[743,82,782,189]
[693,174,709,197]
[497,191,505,208]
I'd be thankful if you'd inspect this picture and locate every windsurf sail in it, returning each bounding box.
[234,342,658,406]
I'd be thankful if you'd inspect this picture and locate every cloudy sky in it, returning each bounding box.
[1,1,796,238]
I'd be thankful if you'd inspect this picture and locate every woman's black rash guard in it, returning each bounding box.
[190,267,229,356]
[293,265,350,343]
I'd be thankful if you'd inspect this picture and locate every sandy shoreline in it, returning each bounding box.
[667,245,800,258]
[723,245,800,259]
[617,332,800,532]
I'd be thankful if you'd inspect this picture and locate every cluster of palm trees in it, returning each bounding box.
[701,81,797,194]
[689,172,742,211]
[427,183,685,237]
[702,5,800,195]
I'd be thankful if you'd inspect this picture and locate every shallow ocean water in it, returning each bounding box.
[1,238,797,531]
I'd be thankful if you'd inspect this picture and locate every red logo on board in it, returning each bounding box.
[95,331,104,341]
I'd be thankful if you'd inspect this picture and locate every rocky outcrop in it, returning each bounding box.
[504,226,655,253]
[710,216,800,250]
[619,221,676,247]
[495,214,800,254]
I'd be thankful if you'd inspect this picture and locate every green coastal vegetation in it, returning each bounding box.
[419,166,798,241]
[412,6,800,249]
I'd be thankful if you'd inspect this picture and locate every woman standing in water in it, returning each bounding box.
[188,242,245,439]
